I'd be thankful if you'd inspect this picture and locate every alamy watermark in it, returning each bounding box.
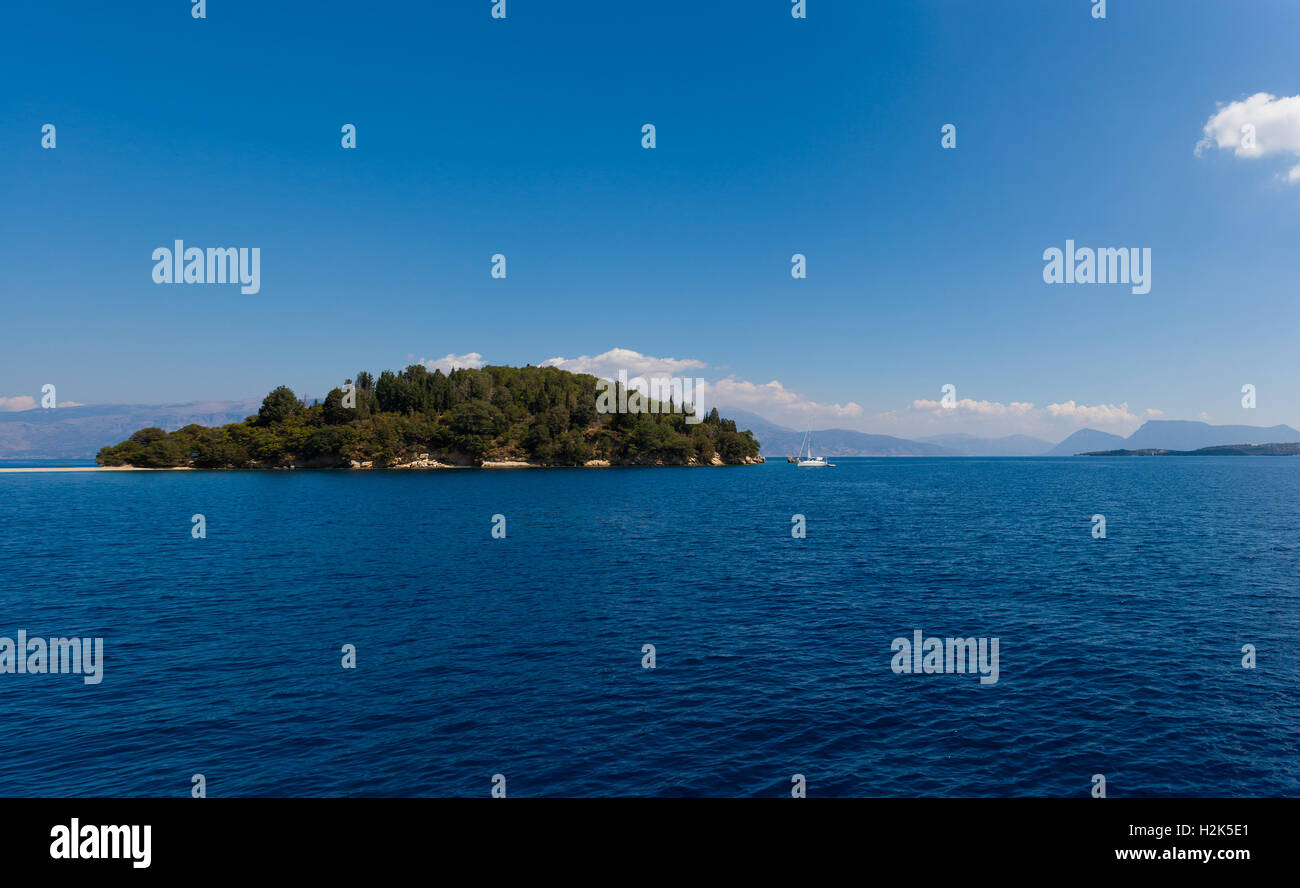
[0,631,103,684]
[596,369,704,424]
[890,629,1000,685]
[152,240,261,294]
[50,819,150,869]
[1042,240,1151,295]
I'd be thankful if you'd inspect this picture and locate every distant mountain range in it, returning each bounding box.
[1124,420,1300,450]
[5,399,1300,462]
[719,409,1300,459]
[917,433,1055,457]
[0,399,261,459]
[718,409,954,456]
[1046,420,1300,455]
[1043,428,1128,456]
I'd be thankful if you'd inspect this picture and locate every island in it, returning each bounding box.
[95,364,763,469]
[1080,443,1300,457]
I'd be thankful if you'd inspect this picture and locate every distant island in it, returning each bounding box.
[1081,443,1300,457]
[95,365,762,469]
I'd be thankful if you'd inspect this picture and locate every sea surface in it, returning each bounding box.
[0,458,1296,797]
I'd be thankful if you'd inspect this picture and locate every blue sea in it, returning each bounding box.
[0,458,1296,797]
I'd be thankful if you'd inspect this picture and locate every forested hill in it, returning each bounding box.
[95,364,762,469]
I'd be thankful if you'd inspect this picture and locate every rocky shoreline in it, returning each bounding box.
[3,455,766,472]
[351,453,765,470]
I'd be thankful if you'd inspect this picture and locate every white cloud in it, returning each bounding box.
[0,396,83,411]
[694,364,1158,440]
[882,395,1152,438]
[542,348,860,426]
[1045,400,1138,426]
[412,347,1161,442]
[703,376,862,420]
[909,398,1035,418]
[1196,92,1300,183]
[418,352,486,373]
[541,348,707,379]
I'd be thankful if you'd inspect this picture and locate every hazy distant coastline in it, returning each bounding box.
[6,394,1300,463]
[1081,442,1300,457]
[724,410,1300,459]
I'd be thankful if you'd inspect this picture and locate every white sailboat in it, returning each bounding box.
[795,431,832,467]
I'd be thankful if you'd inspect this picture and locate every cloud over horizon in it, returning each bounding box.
[880,395,1150,440]
[540,348,862,426]
[702,377,863,420]
[0,396,38,412]
[400,348,1172,442]
[416,352,487,374]
[1044,400,1139,426]
[541,348,707,379]
[1196,92,1300,183]
[908,398,1035,418]
[0,395,86,412]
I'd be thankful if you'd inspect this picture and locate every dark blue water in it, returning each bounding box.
[1,458,1296,797]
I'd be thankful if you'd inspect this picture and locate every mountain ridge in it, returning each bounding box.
[1047,419,1300,456]
[917,433,1054,457]
[716,409,956,456]
[0,399,263,459]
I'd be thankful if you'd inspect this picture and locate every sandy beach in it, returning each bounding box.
[0,466,192,473]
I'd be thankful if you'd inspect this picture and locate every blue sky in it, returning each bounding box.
[3,0,1300,441]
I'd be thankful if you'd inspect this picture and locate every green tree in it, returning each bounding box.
[322,388,356,425]
[258,386,300,425]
